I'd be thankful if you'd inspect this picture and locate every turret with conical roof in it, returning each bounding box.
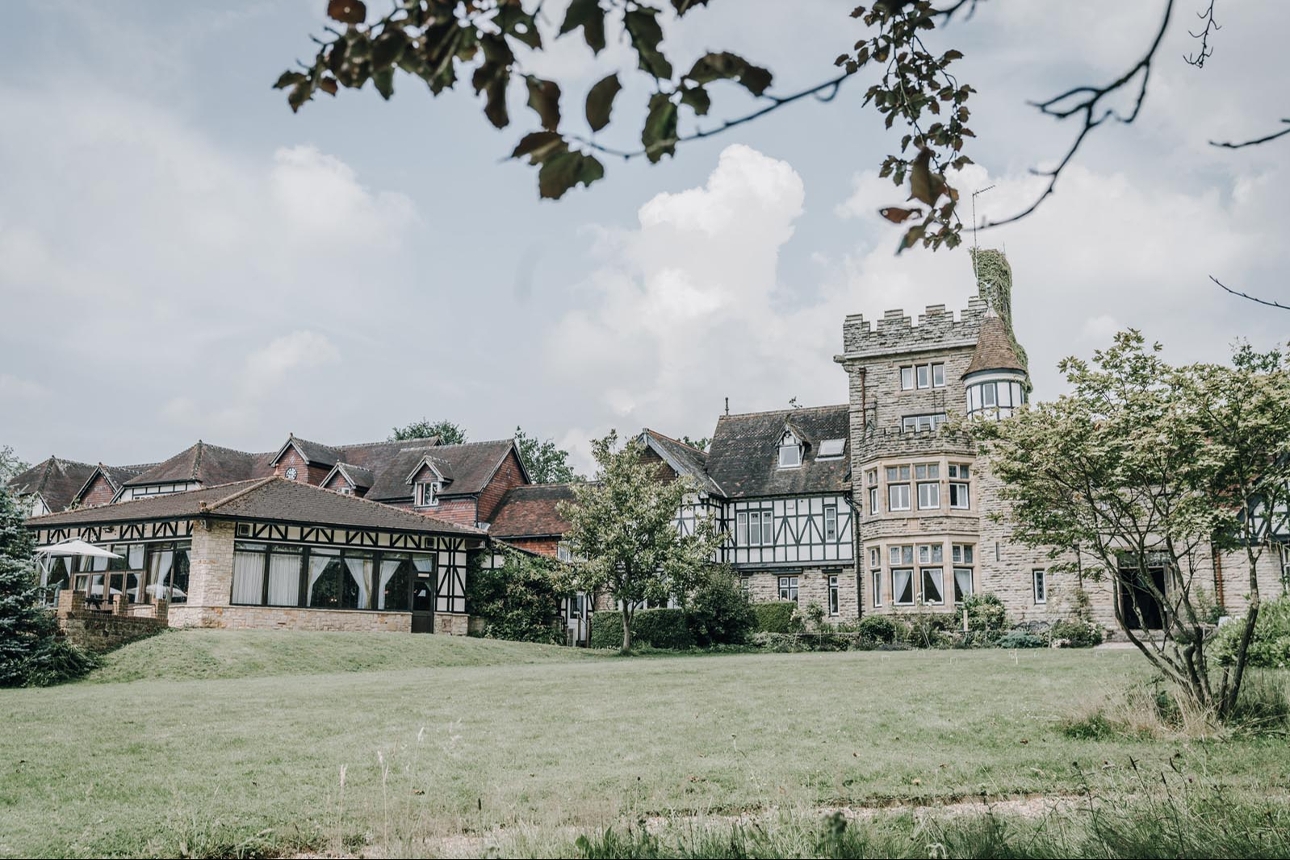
[964,307,1028,419]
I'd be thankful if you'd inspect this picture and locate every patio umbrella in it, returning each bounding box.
[34,540,122,599]
[35,539,122,559]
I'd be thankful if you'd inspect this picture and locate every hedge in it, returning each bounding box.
[589,608,694,650]
[752,601,800,634]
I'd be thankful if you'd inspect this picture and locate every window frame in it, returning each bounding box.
[415,481,439,508]
[823,505,838,541]
[871,568,883,607]
[892,568,915,605]
[920,567,945,605]
[1033,569,1047,604]
[778,575,799,602]
[917,481,940,510]
[827,575,840,616]
[888,483,911,512]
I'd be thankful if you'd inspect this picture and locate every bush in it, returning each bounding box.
[589,608,694,651]
[963,594,1009,645]
[1051,617,1105,648]
[901,612,959,648]
[687,567,756,646]
[854,614,905,645]
[996,629,1047,649]
[1212,596,1290,668]
[752,601,801,634]
[465,549,568,645]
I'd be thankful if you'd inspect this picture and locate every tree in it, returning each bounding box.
[557,430,722,652]
[389,418,467,445]
[514,426,583,483]
[278,1,1286,255]
[0,486,95,687]
[974,331,1290,720]
[680,435,710,452]
[0,445,28,485]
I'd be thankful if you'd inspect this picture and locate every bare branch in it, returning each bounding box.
[983,0,1176,229]
[1211,118,1290,149]
[1212,275,1290,311]
[1184,0,1219,68]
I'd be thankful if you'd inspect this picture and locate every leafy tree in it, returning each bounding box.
[466,545,572,644]
[975,332,1290,720]
[389,418,467,445]
[0,445,28,485]
[680,435,710,452]
[0,486,95,687]
[557,430,722,652]
[514,426,583,483]
[278,1,1285,256]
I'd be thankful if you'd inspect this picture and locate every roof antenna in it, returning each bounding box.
[971,184,996,290]
[724,397,729,417]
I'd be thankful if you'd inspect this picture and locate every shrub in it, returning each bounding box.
[465,549,568,645]
[901,612,958,648]
[1211,596,1290,669]
[752,601,801,634]
[589,608,694,650]
[854,614,905,645]
[1051,617,1104,648]
[687,567,756,646]
[996,629,1047,649]
[963,594,1009,644]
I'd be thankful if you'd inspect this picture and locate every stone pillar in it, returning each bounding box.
[175,519,236,628]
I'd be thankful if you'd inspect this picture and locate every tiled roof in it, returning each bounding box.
[330,462,375,490]
[489,483,579,538]
[5,457,97,512]
[364,439,518,502]
[641,430,724,496]
[27,477,484,536]
[284,435,344,467]
[101,463,154,489]
[705,404,851,498]
[124,442,276,487]
[965,310,1026,377]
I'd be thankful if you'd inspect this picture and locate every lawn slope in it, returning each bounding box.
[89,628,593,683]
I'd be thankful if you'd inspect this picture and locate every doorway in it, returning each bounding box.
[411,571,435,633]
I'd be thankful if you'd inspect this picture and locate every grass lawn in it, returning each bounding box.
[1,632,1287,858]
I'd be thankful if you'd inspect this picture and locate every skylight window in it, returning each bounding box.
[817,438,846,459]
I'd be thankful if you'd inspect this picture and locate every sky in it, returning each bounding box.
[1,0,1287,472]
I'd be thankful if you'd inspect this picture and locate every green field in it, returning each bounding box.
[1,632,1288,858]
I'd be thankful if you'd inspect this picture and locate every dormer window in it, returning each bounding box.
[777,432,802,469]
[415,481,439,508]
[817,438,846,459]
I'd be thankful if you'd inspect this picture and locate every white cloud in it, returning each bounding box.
[244,330,341,398]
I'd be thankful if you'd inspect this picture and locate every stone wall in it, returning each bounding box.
[743,568,858,623]
[188,605,415,632]
[55,591,167,652]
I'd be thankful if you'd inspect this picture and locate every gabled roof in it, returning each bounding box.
[5,457,98,512]
[366,439,523,502]
[489,483,579,539]
[72,461,156,506]
[123,441,276,488]
[27,477,484,537]
[639,429,724,496]
[404,455,454,485]
[705,404,851,498]
[964,309,1027,377]
[271,434,344,468]
[322,462,376,491]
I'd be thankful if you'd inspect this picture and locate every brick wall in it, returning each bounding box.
[477,449,529,524]
[417,497,478,526]
[80,473,117,507]
[274,448,330,485]
[503,536,560,557]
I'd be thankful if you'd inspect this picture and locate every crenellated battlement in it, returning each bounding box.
[840,296,987,359]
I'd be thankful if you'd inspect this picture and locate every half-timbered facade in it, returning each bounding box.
[28,477,483,634]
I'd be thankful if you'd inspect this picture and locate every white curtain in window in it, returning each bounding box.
[412,554,435,575]
[954,568,974,601]
[307,553,335,606]
[128,545,145,569]
[922,568,945,604]
[344,557,372,609]
[378,559,403,610]
[267,552,301,606]
[893,569,913,604]
[148,550,174,600]
[231,551,264,605]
